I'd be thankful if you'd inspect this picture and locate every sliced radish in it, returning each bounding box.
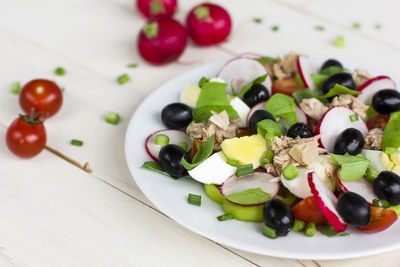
[336,169,376,204]
[296,105,308,124]
[308,171,347,232]
[238,52,263,59]
[297,55,318,90]
[245,100,266,129]
[217,58,271,95]
[281,167,313,199]
[315,106,368,152]
[145,129,192,161]
[219,172,280,206]
[357,76,396,105]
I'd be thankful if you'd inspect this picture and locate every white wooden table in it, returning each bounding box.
[1,0,400,266]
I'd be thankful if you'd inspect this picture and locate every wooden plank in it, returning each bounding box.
[0,125,259,267]
[318,249,400,267]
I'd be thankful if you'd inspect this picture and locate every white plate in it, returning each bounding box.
[125,56,400,260]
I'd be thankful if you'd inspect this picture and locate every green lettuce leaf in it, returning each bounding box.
[194,82,239,122]
[257,119,282,143]
[329,153,370,182]
[320,66,350,76]
[142,161,179,180]
[292,88,324,104]
[318,84,361,100]
[237,74,267,98]
[225,188,271,205]
[181,136,214,171]
[316,223,349,237]
[265,93,298,125]
[382,111,400,151]
[255,56,276,64]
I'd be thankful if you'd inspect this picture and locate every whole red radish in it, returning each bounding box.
[186,3,231,46]
[136,0,177,19]
[137,18,188,64]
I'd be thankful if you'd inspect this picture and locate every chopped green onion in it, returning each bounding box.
[70,139,83,146]
[352,22,361,29]
[178,141,188,151]
[388,205,400,216]
[375,23,382,30]
[372,199,390,209]
[262,225,277,239]
[117,74,130,85]
[315,25,325,31]
[350,114,359,122]
[54,67,66,76]
[364,168,378,182]
[198,77,209,88]
[282,164,299,180]
[188,193,201,206]
[253,17,262,24]
[155,134,169,147]
[226,158,240,167]
[385,147,398,155]
[105,111,120,125]
[292,219,306,232]
[305,223,316,237]
[236,164,254,177]
[261,150,274,165]
[61,87,65,92]
[334,36,346,48]
[127,63,138,68]
[11,81,21,94]
[217,214,234,221]
[271,25,279,32]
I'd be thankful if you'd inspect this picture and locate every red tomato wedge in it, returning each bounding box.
[272,78,304,96]
[357,207,397,233]
[291,196,327,225]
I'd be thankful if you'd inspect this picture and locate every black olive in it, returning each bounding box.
[158,144,189,178]
[287,122,313,138]
[161,103,193,130]
[321,72,356,95]
[337,192,370,226]
[263,199,294,236]
[372,89,400,115]
[373,171,400,205]
[333,128,365,155]
[242,83,270,108]
[320,59,343,72]
[248,110,275,134]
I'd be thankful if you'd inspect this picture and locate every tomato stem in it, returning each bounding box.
[19,108,47,125]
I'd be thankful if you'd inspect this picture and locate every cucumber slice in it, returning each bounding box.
[221,199,263,222]
[203,184,224,204]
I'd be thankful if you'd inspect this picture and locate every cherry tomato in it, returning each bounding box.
[367,114,390,130]
[19,79,63,118]
[357,207,397,233]
[292,196,327,224]
[6,110,47,158]
[272,78,304,96]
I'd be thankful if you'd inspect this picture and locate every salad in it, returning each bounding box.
[142,52,400,239]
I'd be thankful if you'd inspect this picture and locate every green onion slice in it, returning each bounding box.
[71,139,83,146]
[105,111,120,125]
[217,214,234,221]
[188,193,201,206]
[236,164,254,177]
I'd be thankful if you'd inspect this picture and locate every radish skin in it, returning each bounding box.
[308,172,347,232]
